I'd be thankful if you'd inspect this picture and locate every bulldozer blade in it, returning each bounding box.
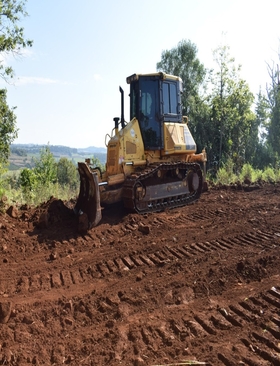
[74,162,102,231]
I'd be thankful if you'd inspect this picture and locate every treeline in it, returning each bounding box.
[157,40,280,175]
[11,144,78,156]
[9,144,107,172]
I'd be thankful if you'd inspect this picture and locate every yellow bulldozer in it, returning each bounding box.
[75,72,207,231]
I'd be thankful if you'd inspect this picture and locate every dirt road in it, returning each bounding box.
[0,183,280,365]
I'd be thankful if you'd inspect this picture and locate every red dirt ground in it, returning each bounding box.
[0,183,280,365]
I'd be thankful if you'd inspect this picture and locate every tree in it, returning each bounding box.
[156,39,207,117]
[0,0,32,169]
[19,167,36,192]
[266,52,280,165]
[0,89,18,165]
[57,157,79,189]
[33,146,57,185]
[249,91,271,169]
[0,0,33,80]
[209,45,255,171]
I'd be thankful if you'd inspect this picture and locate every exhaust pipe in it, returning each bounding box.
[119,86,125,129]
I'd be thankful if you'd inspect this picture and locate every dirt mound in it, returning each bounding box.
[0,184,280,365]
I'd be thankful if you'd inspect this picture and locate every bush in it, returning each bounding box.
[239,163,254,182]
[216,159,237,185]
[238,164,262,183]
[261,167,276,183]
[16,148,79,206]
[57,157,79,189]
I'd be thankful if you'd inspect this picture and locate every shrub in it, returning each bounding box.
[239,163,254,183]
[262,167,276,183]
[216,159,237,185]
[57,157,79,189]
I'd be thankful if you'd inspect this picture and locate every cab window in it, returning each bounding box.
[163,82,177,114]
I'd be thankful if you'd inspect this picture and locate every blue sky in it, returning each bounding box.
[3,0,280,148]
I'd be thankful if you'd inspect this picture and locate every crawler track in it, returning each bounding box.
[122,162,203,213]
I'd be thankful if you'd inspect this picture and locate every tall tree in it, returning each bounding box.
[209,45,254,170]
[249,91,271,169]
[0,0,32,167]
[156,39,207,118]
[266,52,280,163]
[0,0,33,80]
[0,89,17,165]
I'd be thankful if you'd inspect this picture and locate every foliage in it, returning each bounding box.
[91,155,105,171]
[18,167,36,191]
[209,45,255,170]
[0,0,32,172]
[156,39,207,117]
[215,159,237,185]
[261,166,277,183]
[57,157,79,189]
[32,145,57,185]
[10,147,27,156]
[156,40,257,173]
[266,60,280,156]
[0,88,18,165]
[18,167,36,201]
[14,147,79,205]
[239,163,262,183]
[2,170,19,189]
[214,162,280,186]
[0,0,33,80]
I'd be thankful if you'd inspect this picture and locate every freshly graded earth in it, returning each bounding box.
[0,183,280,365]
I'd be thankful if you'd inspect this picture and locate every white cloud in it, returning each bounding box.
[14,76,59,86]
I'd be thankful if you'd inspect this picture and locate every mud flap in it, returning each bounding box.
[74,162,102,231]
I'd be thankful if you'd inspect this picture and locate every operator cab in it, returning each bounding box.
[127,73,183,151]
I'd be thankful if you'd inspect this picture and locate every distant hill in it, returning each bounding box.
[11,144,106,154]
[9,144,107,171]
[77,146,107,154]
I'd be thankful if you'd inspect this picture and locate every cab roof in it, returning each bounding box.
[126,72,182,84]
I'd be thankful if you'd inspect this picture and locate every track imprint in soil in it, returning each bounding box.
[0,184,280,365]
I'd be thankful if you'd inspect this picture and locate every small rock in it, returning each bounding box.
[64,317,73,325]
[98,301,112,313]
[22,315,34,324]
[0,302,12,324]
[136,272,144,281]
[21,212,29,221]
[49,251,57,260]
[1,244,7,252]
[64,300,73,313]
[6,206,18,219]
[138,223,150,235]
[133,356,145,365]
